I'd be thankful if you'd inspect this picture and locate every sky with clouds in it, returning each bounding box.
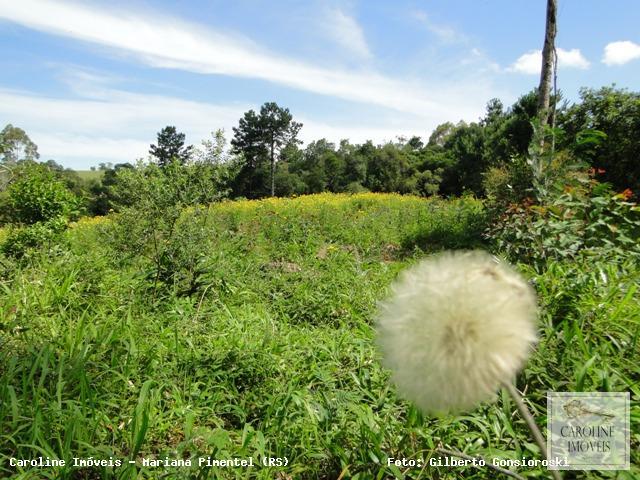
[0,0,638,169]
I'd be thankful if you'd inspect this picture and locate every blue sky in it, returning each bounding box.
[0,0,638,169]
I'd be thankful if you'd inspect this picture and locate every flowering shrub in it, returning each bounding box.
[489,178,640,267]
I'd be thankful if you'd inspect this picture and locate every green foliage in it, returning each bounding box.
[1,124,40,192]
[1,193,638,479]
[87,162,134,215]
[149,125,194,167]
[0,190,10,224]
[482,165,519,204]
[0,123,39,165]
[273,163,307,196]
[439,122,486,195]
[408,168,443,196]
[559,86,640,195]
[1,216,67,258]
[6,162,81,225]
[364,143,411,193]
[5,85,639,212]
[428,92,538,198]
[2,81,640,479]
[490,178,640,268]
[110,159,228,211]
[231,102,303,197]
[482,91,538,165]
[104,160,227,295]
[2,84,640,479]
[343,180,369,193]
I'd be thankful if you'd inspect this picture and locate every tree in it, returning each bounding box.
[439,122,485,196]
[427,122,456,147]
[107,160,228,294]
[340,140,367,189]
[1,124,40,191]
[231,102,302,197]
[482,91,538,168]
[559,86,640,195]
[537,0,557,128]
[365,144,411,193]
[88,162,134,215]
[0,124,39,164]
[194,129,228,165]
[299,139,336,193]
[149,126,193,167]
[7,162,80,225]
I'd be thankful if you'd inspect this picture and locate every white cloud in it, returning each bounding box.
[411,10,463,43]
[298,119,421,147]
[508,48,590,74]
[0,0,484,118]
[558,48,591,69]
[603,40,640,65]
[31,133,150,166]
[0,86,248,167]
[0,84,440,168]
[322,8,371,59]
[0,2,507,167]
[509,51,543,75]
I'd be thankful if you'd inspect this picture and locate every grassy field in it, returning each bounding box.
[74,170,104,182]
[0,193,638,479]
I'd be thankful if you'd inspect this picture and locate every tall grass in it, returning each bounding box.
[0,193,637,479]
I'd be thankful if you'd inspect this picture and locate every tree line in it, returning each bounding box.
[0,85,638,225]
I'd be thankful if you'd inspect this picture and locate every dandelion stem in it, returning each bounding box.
[502,381,562,480]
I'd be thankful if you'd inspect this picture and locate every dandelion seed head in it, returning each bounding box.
[376,250,538,414]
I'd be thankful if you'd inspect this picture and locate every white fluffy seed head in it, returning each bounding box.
[376,250,538,414]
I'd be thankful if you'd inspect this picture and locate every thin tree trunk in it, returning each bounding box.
[538,0,557,128]
[270,140,275,197]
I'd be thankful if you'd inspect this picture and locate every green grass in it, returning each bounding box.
[74,170,104,182]
[0,193,638,479]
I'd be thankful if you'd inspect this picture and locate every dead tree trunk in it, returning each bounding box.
[538,0,557,128]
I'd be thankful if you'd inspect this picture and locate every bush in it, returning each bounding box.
[142,208,216,295]
[343,181,368,194]
[109,159,227,211]
[482,157,533,206]
[104,160,228,296]
[489,179,640,267]
[7,162,81,224]
[0,190,10,225]
[1,216,68,258]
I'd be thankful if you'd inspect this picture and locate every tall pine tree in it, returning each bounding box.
[149,126,193,167]
[231,103,302,197]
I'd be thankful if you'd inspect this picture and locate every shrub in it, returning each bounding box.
[482,157,533,206]
[104,160,227,296]
[0,190,10,225]
[489,179,640,267]
[7,162,81,224]
[1,216,68,258]
[343,181,368,194]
